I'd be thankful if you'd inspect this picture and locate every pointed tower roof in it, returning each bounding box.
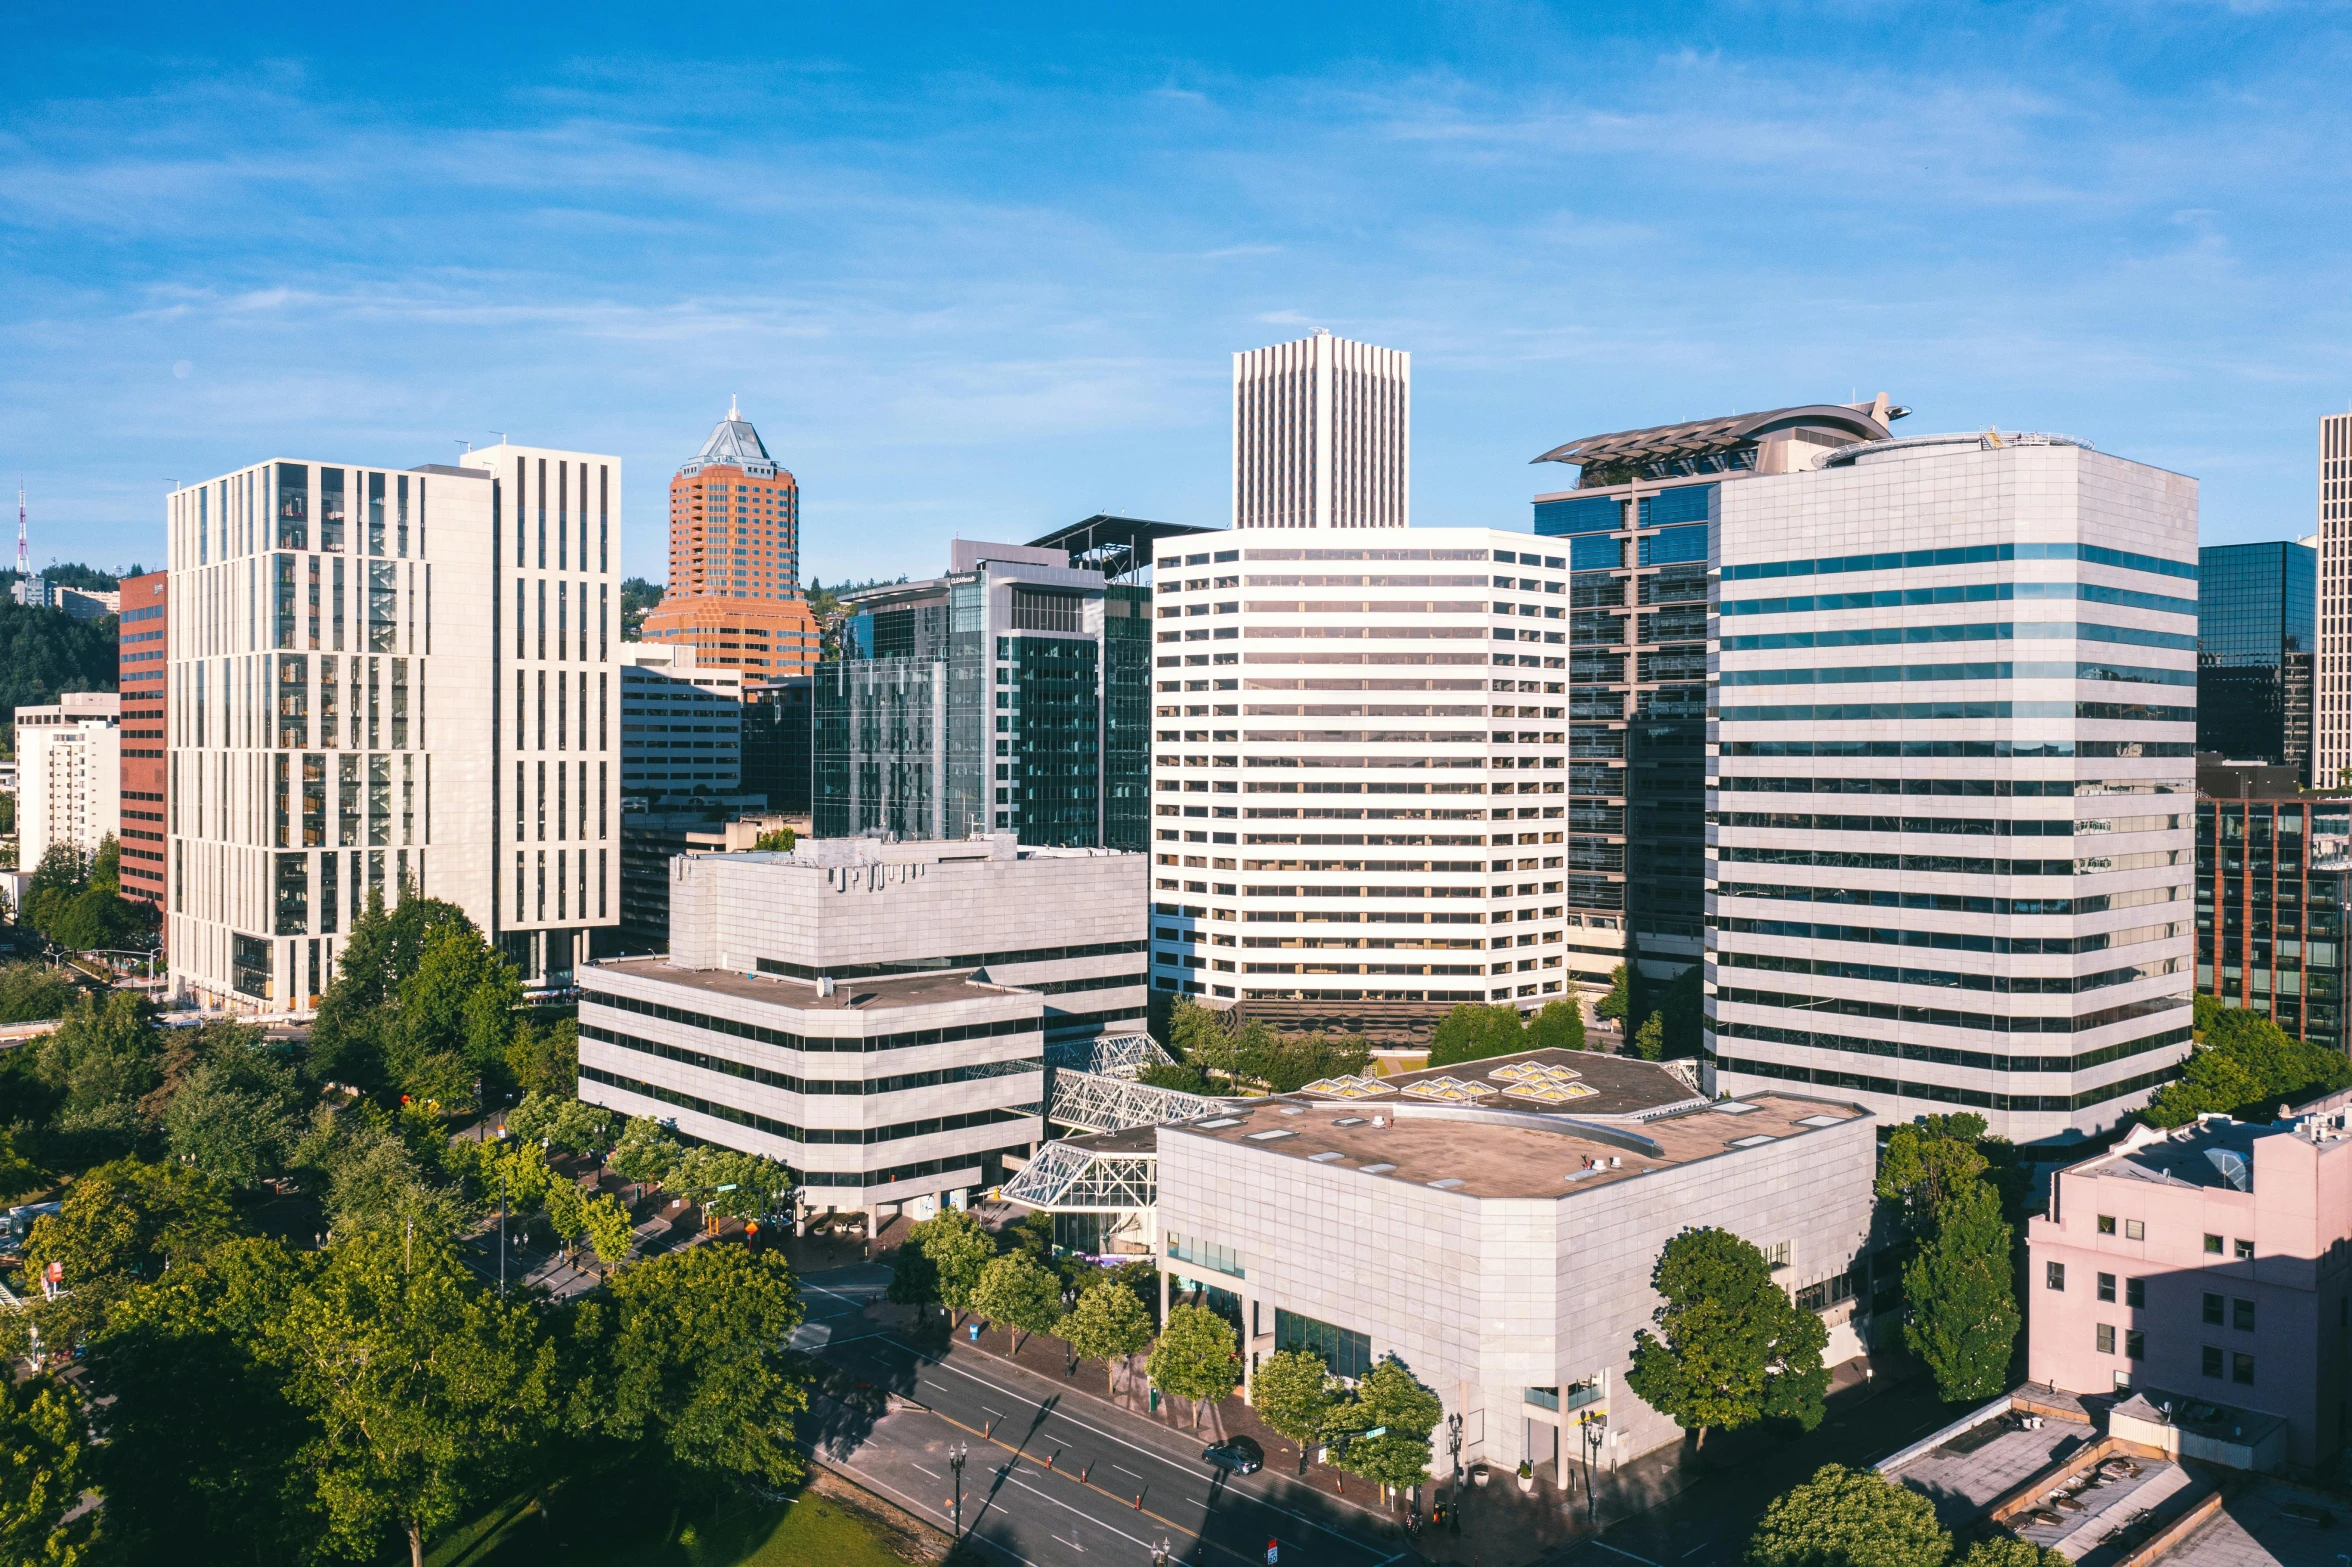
[680,396,785,478]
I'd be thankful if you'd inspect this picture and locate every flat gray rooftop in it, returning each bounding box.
[1165,1089,1866,1201]
[1374,1048,1705,1119]
[2168,1480,2352,1567]
[1887,1418,2089,1529]
[591,957,1034,1016]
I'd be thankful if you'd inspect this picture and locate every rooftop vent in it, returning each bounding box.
[1797,1114,1845,1128]
[1564,1167,1605,1182]
[1308,1151,1345,1163]
[1246,1128,1297,1142]
[1361,1162,1397,1175]
[1714,1101,1760,1115]
[1197,1116,1242,1130]
[1332,1116,1367,1127]
[1428,1177,1467,1190]
[1730,1134,1778,1148]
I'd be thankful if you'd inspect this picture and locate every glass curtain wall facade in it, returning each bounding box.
[2197,541,2315,780]
[2197,795,2351,1056]
[815,548,1143,848]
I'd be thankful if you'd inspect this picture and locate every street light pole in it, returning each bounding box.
[1583,1416,1605,1523]
[1447,1411,1463,1535]
[948,1442,967,1538]
[498,1165,509,1299]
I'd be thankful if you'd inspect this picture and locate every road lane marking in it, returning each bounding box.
[914,1463,941,1478]
[1685,1545,1712,1558]
[1598,1543,1664,1567]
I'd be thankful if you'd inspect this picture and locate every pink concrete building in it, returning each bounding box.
[2026,1104,2352,1469]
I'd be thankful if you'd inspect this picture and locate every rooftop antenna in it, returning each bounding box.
[730,393,740,420]
[14,479,25,579]
[491,431,508,447]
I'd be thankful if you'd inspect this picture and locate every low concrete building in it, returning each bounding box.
[2026,1099,2352,1469]
[1150,1050,1876,1483]
[577,833,1147,1221]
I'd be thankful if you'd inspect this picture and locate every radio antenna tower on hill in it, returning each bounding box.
[14,480,25,577]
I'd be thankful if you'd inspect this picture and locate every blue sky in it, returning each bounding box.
[5,2,2350,586]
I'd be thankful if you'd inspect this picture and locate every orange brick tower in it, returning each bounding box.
[640,400,820,678]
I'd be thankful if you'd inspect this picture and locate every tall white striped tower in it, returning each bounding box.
[2316,414,2352,786]
[1231,329,1409,529]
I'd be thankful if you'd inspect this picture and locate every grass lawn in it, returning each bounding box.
[425,1480,924,1567]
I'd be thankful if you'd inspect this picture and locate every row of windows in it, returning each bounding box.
[1717,1054,2175,1113]
[1717,916,2180,958]
[1710,1018,2189,1075]
[582,1022,1039,1096]
[1719,661,2193,689]
[1719,777,2186,799]
[1714,948,2184,994]
[1716,881,2179,917]
[1716,844,2185,877]
[1724,581,2197,619]
[751,938,1146,983]
[584,990,1038,1055]
[1713,983,2186,1035]
[1721,541,2196,583]
[578,1063,1038,1146]
[1719,701,2196,724]
[1720,620,2197,653]
[1718,811,2180,838]
[1722,740,2198,759]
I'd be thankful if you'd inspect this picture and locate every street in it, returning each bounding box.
[797,1260,1412,1566]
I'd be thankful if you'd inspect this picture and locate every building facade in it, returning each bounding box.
[743,676,812,818]
[815,538,1152,849]
[2027,1104,2352,1468]
[1151,1062,1875,1480]
[165,446,620,1012]
[638,402,820,680]
[2195,767,2351,1057]
[619,642,743,799]
[17,693,120,876]
[1232,329,1409,530]
[2198,541,2315,779]
[118,572,167,914]
[1706,431,2200,1142]
[2317,415,2352,788]
[1148,527,1608,1039]
[575,835,1147,1221]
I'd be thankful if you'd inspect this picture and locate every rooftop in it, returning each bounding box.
[2075,1117,2290,1193]
[680,398,783,478]
[1164,1083,1867,1201]
[1883,1413,2090,1529]
[1532,399,1901,488]
[1371,1047,1706,1120]
[709,832,1129,870]
[2166,1477,2352,1567]
[591,956,1035,1016]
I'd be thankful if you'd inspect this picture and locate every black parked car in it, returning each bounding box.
[1201,1436,1264,1475]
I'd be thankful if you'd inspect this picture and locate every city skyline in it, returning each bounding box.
[8,7,2352,585]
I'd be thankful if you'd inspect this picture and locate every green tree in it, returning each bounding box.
[1329,1354,1445,1493]
[1633,1010,1666,1060]
[1165,998,1236,1081]
[0,1375,94,1567]
[1747,1463,1951,1567]
[1061,1277,1155,1395]
[0,1125,41,1204]
[163,1042,306,1187]
[1146,1302,1240,1428]
[1875,1114,1992,1236]
[887,1233,943,1317]
[303,1104,465,1237]
[385,924,521,1107]
[1526,998,1587,1052]
[1903,1181,2020,1402]
[1249,1348,1336,1474]
[753,826,796,852]
[262,1227,555,1567]
[1956,1541,2067,1567]
[1627,1227,1829,1450]
[308,889,482,1092]
[33,989,159,1159]
[610,1115,683,1196]
[2145,1003,2352,1126]
[1139,1060,1211,1093]
[907,1209,997,1324]
[972,1250,1065,1352]
[619,576,665,640]
[1596,963,1632,1023]
[21,1155,238,1350]
[546,1179,589,1264]
[673,1143,793,1221]
[565,1243,808,1492]
[0,960,76,1023]
[505,1015,580,1099]
[580,1191,636,1268]
[505,1089,612,1156]
[1426,1003,1528,1068]
[21,842,88,939]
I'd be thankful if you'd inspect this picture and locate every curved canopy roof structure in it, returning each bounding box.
[1532,399,1907,489]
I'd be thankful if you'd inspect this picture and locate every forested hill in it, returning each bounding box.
[0,598,120,753]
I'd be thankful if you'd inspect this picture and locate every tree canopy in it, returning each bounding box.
[1061,1280,1155,1395]
[1748,1464,1951,1567]
[1626,1226,1829,1448]
[1328,1354,1444,1491]
[2146,1001,2351,1126]
[1147,1302,1240,1427]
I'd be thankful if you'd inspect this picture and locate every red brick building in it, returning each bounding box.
[117,571,167,924]
[639,401,820,679]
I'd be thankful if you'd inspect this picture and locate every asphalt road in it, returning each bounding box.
[797,1261,1413,1567]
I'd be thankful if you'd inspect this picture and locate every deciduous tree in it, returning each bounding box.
[1875,1114,1992,1234]
[1146,1302,1239,1428]
[972,1251,1064,1352]
[1061,1278,1155,1394]
[162,1042,306,1187]
[1747,1463,1950,1567]
[1249,1348,1336,1473]
[1626,1227,1829,1450]
[1426,1003,1527,1068]
[21,1155,238,1350]
[610,1115,683,1197]
[0,1375,94,1567]
[1596,963,1632,1022]
[1329,1354,1444,1493]
[1525,998,1587,1052]
[1903,1181,2020,1403]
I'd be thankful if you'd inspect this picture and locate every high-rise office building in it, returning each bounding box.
[639,402,821,680]
[18,693,119,876]
[1146,527,1596,1039]
[743,676,812,818]
[118,572,168,916]
[2196,540,2314,778]
[2194,755,2352,1058]
[1702,429,2198,1141]
[1531,400,1907,984]
[2318,415,2352,788]
[815,520,1196,849]
[165,446,620,1012]
[618,643,744,799]
[1232,329,1409,529]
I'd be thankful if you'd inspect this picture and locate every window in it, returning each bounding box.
[2098,1215,2117,1235]
[2203,1345,2224,1378]
[2097,1273,2116,1303]
[2205,1234,2224,1255]
[2124,1330,2145,1361]
[2235,1239,2254,1260]
[2125,1220,2145,1241]
[2203,1292,2225,1325]
[1274,1309,1371,1381]
[2233,1352,2256,1385]
[1526,1387,1561,1412]
[2097,1323,2116,1354]
[2046,1261,2067,1292]
[2126,1277,2145,1309]
[2233,1298,2255,1331]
